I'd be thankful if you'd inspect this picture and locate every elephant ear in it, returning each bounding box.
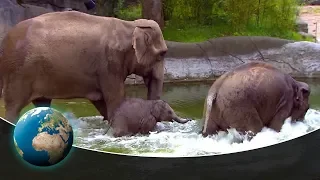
[132,19,154,65]
[293,82,310,108]
[150,100,165,118]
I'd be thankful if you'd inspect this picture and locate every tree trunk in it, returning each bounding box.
[142,0,164,30]
[96,0,118,17]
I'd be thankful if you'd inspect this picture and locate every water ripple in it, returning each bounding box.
[66,108,320,157]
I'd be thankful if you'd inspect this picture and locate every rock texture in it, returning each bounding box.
[0,0,92,43]
[125,36,320,84]
[0,0,53,43]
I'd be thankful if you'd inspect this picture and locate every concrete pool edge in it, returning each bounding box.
[125,36,320,85]
[125,77,320,87]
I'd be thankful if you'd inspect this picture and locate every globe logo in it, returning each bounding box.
[13,107,74,167]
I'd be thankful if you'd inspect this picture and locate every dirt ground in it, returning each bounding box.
[299,5,320,39]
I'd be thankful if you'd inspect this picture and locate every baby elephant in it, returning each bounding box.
[107,98,191,137]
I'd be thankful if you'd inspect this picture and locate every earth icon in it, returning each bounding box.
[13,107,74,167]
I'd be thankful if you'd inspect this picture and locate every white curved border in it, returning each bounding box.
[3,116,320,158]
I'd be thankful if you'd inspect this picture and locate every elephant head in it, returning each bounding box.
[291,81,310,121]
[151,100,190,124]
[131,19,168,100]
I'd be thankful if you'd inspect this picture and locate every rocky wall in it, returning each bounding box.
[125,36,320,84]
[0,0,54,43]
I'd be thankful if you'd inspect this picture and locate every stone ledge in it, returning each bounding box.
[125,36,320,85]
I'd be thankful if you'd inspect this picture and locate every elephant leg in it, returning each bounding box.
[201,120,219,137]
[226,107,264,135]
[201,104,220,137]
[32,97,52,107]
[139,116,157,134]
[90,100,108,121]
[99,71,125,120]
[268,103,291,132]
[243,118,264,141]
[113,131,128,137]
[112,127,130,137]
[4,80,32,123]
[244,111,264,135]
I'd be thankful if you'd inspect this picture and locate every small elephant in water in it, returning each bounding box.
[202,61,311,137]
[106,98,191,137]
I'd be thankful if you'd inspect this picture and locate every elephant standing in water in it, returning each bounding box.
[201,61,310,137]
[107,98,190,137]
[0,11,168,123]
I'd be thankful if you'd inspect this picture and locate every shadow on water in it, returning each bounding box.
[1,78,320,156]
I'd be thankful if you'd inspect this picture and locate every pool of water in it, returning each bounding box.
[4,79,320,156]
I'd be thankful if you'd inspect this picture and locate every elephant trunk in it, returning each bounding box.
[172,116,190,124]
[144,61,164,100]
[147,77,163,100]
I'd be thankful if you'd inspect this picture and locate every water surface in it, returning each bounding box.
[3,79,320,156]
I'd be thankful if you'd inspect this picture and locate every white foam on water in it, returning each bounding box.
[66,109,320,157]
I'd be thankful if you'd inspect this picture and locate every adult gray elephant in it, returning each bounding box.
[0,11,168,123]
[107,98,190,137]
[201,61,310,137]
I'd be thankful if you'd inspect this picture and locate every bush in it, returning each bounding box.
[163,0,299,35]
[113,0,310,42]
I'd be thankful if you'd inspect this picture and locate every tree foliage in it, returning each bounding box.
[163,0,299,32]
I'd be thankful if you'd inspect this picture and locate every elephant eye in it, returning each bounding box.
[302,88,310,96]
[159,51,166,57]
[168,110,172,115]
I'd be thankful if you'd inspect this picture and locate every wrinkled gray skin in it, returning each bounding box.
[0,11,168,123]
[202,61,311,137]
[108,98,190,137]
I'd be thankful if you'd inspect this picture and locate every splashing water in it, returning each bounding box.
[66,109,320,157]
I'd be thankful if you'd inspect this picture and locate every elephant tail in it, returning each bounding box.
[202,73,230,134]
[202,90,217,134]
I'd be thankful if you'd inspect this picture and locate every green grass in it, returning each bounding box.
[117,4,314,42]
[163,22,229,42]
